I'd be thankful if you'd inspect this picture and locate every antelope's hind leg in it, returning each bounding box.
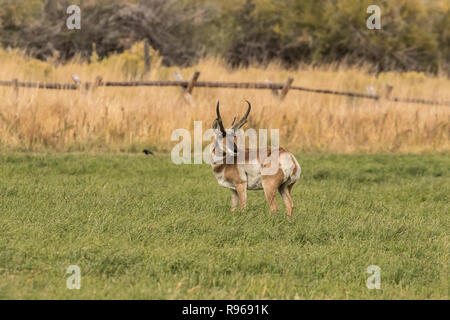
[230,189,239,212]
[279,182,294,217]
[262,179,279,214]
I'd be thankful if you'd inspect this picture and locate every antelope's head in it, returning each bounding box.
[212,100,251,157]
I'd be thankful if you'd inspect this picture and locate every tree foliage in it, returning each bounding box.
[0,0,448,73]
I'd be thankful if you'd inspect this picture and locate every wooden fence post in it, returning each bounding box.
[72,74,81,88]
[280,77,294,101]
[173,70,196,105]
[144,39,150,75]
[365,85,376,96]
[90,76,103,91]
[173,70,183,82]
[384,84,393,100]
[12,78,19,99]
[265,79,279,97]
[186,71,200,95]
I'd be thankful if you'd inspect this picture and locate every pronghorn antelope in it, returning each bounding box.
[210,101,301,217]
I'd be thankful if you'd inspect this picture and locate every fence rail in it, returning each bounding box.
[1,74,449,107]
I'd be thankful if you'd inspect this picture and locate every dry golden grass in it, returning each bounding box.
[0,44,449,153]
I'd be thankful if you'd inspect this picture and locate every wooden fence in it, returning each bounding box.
[1,71,449,107]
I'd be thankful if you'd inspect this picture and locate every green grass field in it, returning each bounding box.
[0,153,448,299]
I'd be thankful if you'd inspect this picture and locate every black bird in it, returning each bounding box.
[142,149,154,155]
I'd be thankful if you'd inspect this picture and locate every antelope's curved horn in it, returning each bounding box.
[232,100,252,130]
[216,101,226,135]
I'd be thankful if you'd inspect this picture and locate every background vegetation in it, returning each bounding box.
[0,0,449,73]
[0,45,449,153]
[0,154,448,299]
[0,0,449,154]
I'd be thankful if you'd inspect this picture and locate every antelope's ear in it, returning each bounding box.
[213,119,227,137]
[212,119,223,135]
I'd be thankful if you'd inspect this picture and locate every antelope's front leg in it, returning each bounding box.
[235,183,247,210]
[230,189,239,212]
